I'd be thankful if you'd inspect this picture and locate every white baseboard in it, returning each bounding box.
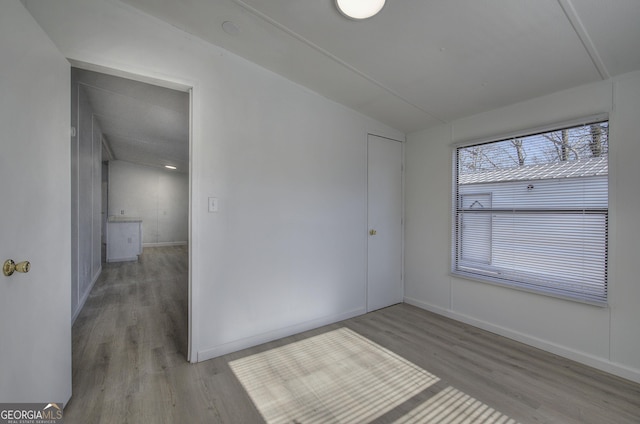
[404,296,640,384]
[197,307,366,362]
[106,256,138,262]
[143,241,188,248]
[72,266,102,324]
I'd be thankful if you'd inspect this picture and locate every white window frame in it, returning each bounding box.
[451,114,609,306]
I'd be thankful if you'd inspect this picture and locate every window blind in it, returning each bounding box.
[452,119,609,305]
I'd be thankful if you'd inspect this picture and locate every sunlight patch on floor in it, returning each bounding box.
[393,386,519,424]
[230,327,440,423]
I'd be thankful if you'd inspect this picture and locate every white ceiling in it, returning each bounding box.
[117,0,640,134]
[72,68,189,172]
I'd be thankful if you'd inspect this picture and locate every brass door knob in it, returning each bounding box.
[369,229,377,236]
[3,259,31,276]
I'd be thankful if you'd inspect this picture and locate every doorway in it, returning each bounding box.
[367,134,403,311]
[70,66,191,358]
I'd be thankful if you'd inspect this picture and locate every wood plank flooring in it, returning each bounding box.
[65,246,640,423]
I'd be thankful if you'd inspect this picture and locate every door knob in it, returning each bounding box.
[3,259,31,276]
[369,229,377,236]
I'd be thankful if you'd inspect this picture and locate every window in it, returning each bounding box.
[452,117,609,305]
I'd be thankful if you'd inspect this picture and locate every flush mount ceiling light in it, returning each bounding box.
[335,0,386,20]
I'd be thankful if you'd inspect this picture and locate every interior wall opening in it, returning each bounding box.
[70,65,191,361]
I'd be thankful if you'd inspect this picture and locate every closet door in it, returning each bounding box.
[367,134,403,312]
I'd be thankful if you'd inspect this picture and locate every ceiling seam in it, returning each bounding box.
[557,0,610,80]
[229,0,448,125]
[77,82,184,113]
[95,130,184,149]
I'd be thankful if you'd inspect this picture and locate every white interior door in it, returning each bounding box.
[367,135,403,312]
[0,1,71,404]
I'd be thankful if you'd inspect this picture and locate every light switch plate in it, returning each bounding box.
[208,197,219,212]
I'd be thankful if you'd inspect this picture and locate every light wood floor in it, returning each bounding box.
[65,246,640,423]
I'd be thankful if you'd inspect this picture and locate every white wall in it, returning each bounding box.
[108,160,188,245]
[23,0,403,361]
[71,74,103,322]
[405,72,640,383]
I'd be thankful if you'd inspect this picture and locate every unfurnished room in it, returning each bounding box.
[1,1,640,423]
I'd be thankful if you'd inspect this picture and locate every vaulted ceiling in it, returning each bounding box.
[64,1,640,173]
[119,0,640,133]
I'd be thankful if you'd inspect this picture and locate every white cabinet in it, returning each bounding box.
[106,217,143,262]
